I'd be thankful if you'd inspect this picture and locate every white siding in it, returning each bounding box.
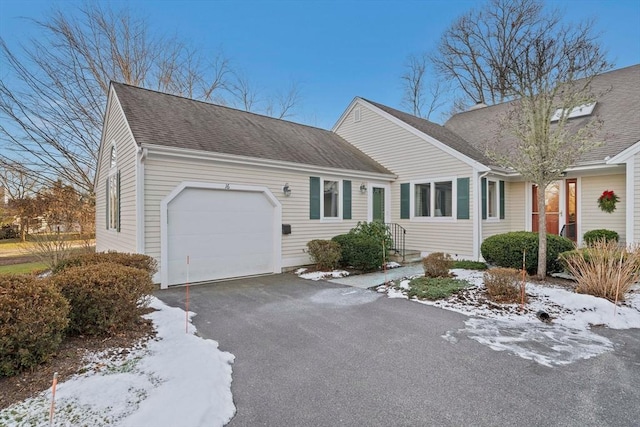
[95,93,138,253]
[336,102,475,257]
[144,154,371,273]
[580,174,626,243]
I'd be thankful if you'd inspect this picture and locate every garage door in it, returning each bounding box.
[165,185,280,286]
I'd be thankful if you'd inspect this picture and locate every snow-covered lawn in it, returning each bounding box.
[0,297,235,427]
[377,269,640,367]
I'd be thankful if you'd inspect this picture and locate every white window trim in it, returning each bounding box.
[107,143,118,231]
[409,177,457,222]
[320,177,343,222]
[486,179,500,221]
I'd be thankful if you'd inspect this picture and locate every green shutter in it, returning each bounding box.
[309,177,320,220]
[343,180,352,220]
[400,183,410,219]
[481,178,487,220]
[456,177,470,219]
[499,180,505,220]
[116,171,121,232]
[105,178,109,230]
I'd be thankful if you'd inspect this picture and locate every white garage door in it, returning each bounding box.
[166,186,279,285]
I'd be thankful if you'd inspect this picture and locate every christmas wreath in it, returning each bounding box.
[597,190,619,213]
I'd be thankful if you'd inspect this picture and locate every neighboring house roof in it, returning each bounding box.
[360,99,497,167]
[111,82,392,175]
[445,64,640,166]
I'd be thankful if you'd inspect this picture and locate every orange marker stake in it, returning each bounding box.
[186,255,190,334]
[49,372,58,427]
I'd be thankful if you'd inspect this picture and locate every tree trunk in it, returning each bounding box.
[537,184,548,279]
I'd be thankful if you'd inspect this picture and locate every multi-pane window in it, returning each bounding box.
[323,180,339,218]
[488,180,498,218]
[107,145,119,231]
[413,180,453,218]
[414,183,431,217]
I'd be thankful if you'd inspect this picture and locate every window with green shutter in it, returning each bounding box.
[343,180,351,220]
[309,177,320,219]
[456,177,470,219]
[400,183,410,219]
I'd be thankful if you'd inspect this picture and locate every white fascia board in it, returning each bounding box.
[355,98,491,173]
[331,96,361,132]
[606,140,640,164]
[143,143,397,181]
[93,85,116,190]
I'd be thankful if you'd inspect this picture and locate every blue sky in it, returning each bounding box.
[1,0,639,129]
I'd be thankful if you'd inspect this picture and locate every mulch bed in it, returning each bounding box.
[0,316,156,410]
[0,254,40,266]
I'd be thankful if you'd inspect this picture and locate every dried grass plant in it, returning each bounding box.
[562,239,640,302]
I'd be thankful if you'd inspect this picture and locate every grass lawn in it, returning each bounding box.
[0,238,27,251]
[0,261,47,275]
[407,276,470,300]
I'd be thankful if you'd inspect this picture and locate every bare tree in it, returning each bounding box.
[0,3,232,194]
[479,6,610,278]
[264,81,302,119]
[400,53,446,120]
[432,0,559,106]
[0,162,40,241]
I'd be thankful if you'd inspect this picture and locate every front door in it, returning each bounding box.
[372,187,385,222]
[532,182,560,235]
[565,179,577,241]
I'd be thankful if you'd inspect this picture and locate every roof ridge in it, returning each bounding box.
[111,81,332,133]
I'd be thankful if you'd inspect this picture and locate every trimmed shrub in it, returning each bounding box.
[349,221,393,252]
[423,252,453,278]
[583,229,619,246]
[51,263,154,336]
[452,260,488,270]
[332,233,384,272]
[407,276,469,300]
[53,251,158,277]
[0,275,69,376]
[481,231,574,274]
[483,268,526,303]
[562,240,640,302]
[306,239,341,270]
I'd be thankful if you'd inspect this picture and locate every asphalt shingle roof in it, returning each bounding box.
[444,65,640,165]
[112,83,392,175]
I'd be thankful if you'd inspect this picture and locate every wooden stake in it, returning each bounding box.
[521,250,527,310]
[49,372,58,427]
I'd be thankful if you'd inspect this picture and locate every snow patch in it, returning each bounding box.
[298,270,350,281]
[0,297,236,427]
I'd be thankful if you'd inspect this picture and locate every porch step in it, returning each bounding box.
[389,250,422,264]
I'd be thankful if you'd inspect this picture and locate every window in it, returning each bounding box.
[482,178,504,220]
[323,180,340,218]
[106,144,120,231]
[434,181,452,217]
[414,183,430,217]
[487,180,498,218]
[412,179,453,218]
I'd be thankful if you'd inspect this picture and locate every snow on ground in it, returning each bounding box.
[295,268,349,281]
[0,297,235,427]
[377,269,640,367]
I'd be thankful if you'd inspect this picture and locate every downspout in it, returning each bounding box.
[474,170,490,260]
[136,146,148,254]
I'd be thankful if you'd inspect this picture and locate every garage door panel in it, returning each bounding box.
[166,187,278,285]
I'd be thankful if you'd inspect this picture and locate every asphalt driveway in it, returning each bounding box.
[156,274,640,427]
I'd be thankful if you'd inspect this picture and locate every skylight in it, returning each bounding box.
[550,102,596,122]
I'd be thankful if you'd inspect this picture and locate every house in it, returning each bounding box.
[95,65,639,288]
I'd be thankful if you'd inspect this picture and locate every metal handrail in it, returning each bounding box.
[385,223,406,262]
